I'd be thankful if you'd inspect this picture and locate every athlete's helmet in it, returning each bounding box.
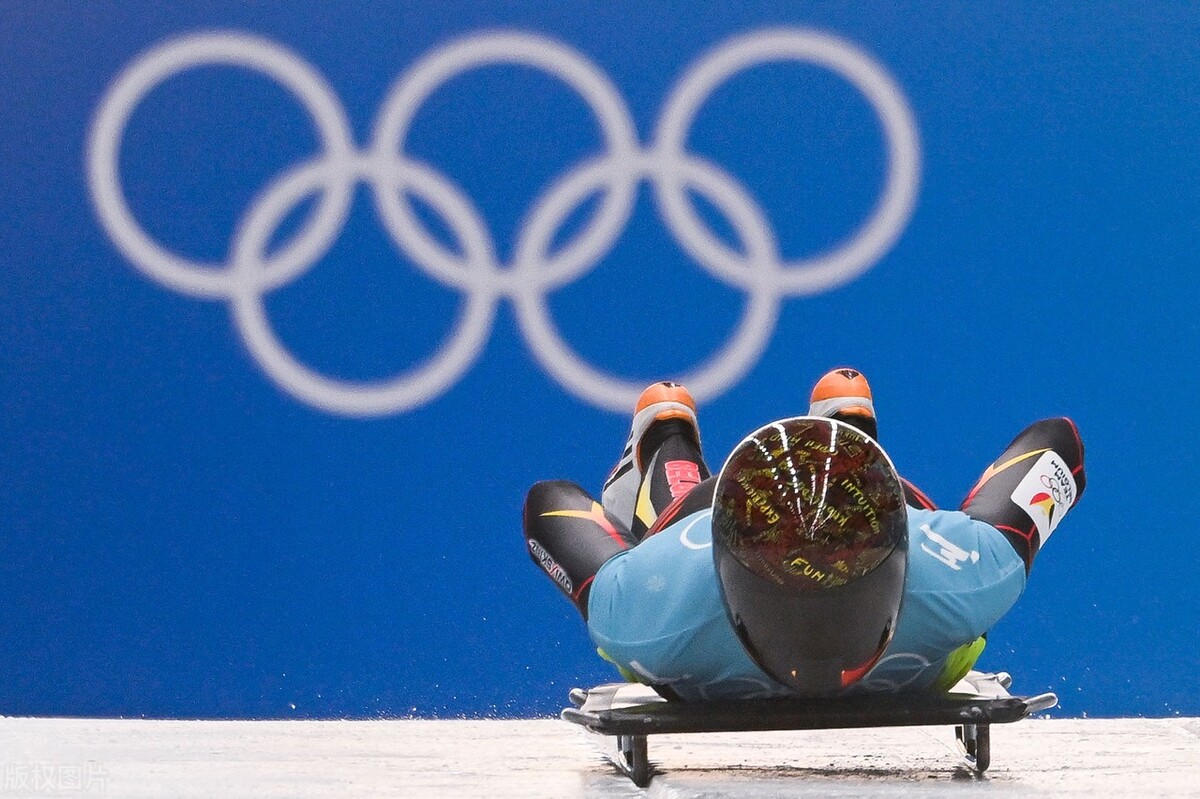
[711,416,908,695]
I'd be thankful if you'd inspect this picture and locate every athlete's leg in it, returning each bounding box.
[959,417,1086,574]
[601,382,710,539]
[523,480,636,619]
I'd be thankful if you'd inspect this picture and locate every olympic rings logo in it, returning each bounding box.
[1040,474,1063,504]
[87,28,920,416]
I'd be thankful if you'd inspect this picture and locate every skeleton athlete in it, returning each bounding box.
[523,369,1086,700]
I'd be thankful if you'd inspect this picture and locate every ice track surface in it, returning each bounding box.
[0,716,1197,797]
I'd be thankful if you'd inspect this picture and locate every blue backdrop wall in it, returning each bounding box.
[2,2,1197,719]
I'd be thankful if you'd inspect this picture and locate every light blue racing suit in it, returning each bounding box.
[586,507,1026,701]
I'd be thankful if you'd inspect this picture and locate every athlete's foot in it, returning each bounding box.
[808,367,938,509]
[809,368,878,441]
[960,418,1086,574]
[601,382,701,532]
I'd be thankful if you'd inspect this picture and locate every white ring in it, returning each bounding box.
[88,28,921,416]
[511,154,781,411]
[87,32,356,299]
[856,652,931,692]
[229,157,498,416]
[370,31,639,290]
[653,28,920,296]
[679,510,714,550]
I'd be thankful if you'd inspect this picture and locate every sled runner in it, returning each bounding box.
[561,671,1056,787]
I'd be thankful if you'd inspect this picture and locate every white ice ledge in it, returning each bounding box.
[0,716,1197,797]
